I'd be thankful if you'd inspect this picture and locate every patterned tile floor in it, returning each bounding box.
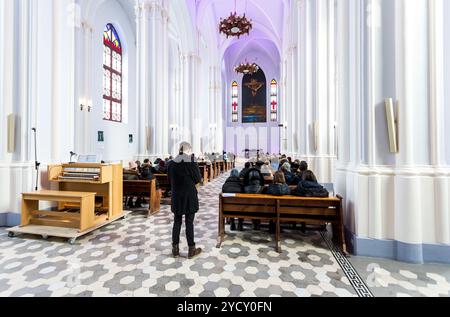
[0,171,448,297]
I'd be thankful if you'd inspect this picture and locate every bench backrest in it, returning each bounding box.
[123,180,155,196]
[220,194,342,220]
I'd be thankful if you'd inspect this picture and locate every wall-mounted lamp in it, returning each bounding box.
[80,97,86,111]
[80,97,92,112]
[87,99,92,112]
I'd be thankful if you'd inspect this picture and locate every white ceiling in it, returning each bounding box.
[188,0,288,64]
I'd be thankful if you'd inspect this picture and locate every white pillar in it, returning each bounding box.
[138,0,170,158]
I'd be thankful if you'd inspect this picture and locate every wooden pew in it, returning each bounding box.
[199,163,214,181]
[123,179,161,215]
[199,165,209,184]
[154,174,171,193]
[218,193,346,254]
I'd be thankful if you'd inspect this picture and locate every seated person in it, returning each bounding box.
[281,162,298,185]
[265,171,291,196]
[156,160,167,174]
[140,160,155,181]
[222,169,244,231]
[135,160,142,174]
[278,158,288,171]
[260,160,273,177]
[222,169,243,194]
[291,160,301,174]
[255,161,265,170]
[297,161,317,183]
[292,170,329,198]
[124,161,140,180]
[243,168,265,193]
[243,168,265,230]
[239,162,251,179]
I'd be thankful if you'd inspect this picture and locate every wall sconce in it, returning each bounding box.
[80,97,86,111]
[80,98,92,112]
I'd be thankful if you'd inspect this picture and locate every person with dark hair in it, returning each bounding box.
[222,169,244,231]
[291,161,300,174]
[297,161,310,181]
[243,167,265,231]
[168,142,202,259]
[157,160,167,174]
[239,162,252,178]
[255,161,264,170]
[140,160,155,181]
[243,167,265,193]
[293,170,328,198]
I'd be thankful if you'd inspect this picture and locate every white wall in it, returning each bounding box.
[88,0,138,162]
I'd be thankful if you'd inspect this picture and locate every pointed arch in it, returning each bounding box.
[103,23,122,122]
[231,81,239,123]
[270,79,278,122]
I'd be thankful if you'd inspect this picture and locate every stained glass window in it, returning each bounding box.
[103,23,122,122]
[270,79,278,122]
[232,81,239,123]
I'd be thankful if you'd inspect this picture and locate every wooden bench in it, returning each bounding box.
[199,165,209,184]
[218,193,346,254]
[123,179,161,215]
[154,174,171,192]
[21,190,98,232]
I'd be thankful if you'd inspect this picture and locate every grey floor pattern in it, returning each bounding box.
[1,171,448,297]
[0,172,357,297]
[349,256,450,297]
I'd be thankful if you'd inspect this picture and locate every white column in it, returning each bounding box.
[139,0,170,158]
[181,53,200,152]
[1,0,15,162]
[215,66,223,152]
[429,0,445,167]
[136,4,147,156]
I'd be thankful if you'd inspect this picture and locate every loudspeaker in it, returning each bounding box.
[7,114,15,153]
[385,98,398,153]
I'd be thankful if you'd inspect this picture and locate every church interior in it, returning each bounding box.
[0,0,450,298]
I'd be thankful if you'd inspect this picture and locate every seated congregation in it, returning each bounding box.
[222,156,331,233]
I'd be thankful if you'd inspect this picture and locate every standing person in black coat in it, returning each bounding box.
[168,142,202,259]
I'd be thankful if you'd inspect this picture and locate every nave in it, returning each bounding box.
[1,170,449,297]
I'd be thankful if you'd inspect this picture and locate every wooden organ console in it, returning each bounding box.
[8,163,126,244]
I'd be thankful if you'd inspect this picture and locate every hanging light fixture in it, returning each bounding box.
[219,0,253,38]
[234,60,259,75]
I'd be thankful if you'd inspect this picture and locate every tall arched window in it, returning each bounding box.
[103,23,122,122]
[231,81,239,123]
[270,79,278,122]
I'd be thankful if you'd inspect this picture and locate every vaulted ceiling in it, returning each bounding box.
[187,0,288,68]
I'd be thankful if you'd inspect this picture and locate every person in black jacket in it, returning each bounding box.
[243,168,265,230]
[168,142,202,259]
[265,171,291,196]
[222,169,244,231]
[239,162,251,178]
[222,169,243,193]
[293,170,328,198]
[243,168,265,193]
